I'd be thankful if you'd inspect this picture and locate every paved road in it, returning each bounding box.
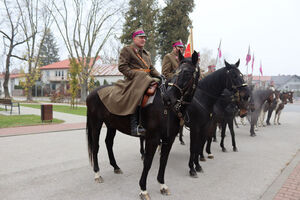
[0,106,300,200]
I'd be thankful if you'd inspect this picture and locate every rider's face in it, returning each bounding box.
[133,36,146,48]
[174,46,183,54]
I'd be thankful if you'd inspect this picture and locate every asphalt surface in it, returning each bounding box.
[0,104,300,200]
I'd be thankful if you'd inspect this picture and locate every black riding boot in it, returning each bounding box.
[130,111,146,136]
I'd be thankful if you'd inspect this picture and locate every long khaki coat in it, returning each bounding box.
[162,51,180,79]
[98,44,160,116]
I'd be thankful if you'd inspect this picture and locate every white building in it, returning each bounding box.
[0,70,25,96]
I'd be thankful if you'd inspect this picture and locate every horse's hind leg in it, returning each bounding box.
[206,137,214,159]
[105,128,122,174]
[91,122,103,183]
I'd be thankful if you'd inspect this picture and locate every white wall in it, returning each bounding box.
[95,75,124,85]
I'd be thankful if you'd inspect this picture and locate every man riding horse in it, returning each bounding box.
[98,28,161,136]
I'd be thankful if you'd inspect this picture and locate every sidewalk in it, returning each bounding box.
[260,150,300,200]
[0,105,86,137]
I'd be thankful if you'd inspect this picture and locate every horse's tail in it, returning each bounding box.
[86,107,94,166]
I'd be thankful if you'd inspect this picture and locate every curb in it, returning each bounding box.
[259,149,300,200]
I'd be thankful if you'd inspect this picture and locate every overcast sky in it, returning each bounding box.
[186,0,300,76]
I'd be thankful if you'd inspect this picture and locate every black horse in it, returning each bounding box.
[86,51,200,199]
[202,86,250,159]
[185,60,247,177]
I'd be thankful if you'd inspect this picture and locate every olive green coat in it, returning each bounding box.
[98,44,160,116]
[162,51,180,79]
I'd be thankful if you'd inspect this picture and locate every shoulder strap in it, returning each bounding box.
[131,46,150,70]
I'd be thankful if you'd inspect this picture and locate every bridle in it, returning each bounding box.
[161,62,200,119]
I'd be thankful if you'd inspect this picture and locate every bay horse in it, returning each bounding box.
[274,91,293,125]
[86,51,200,199]
[184,60,247,177]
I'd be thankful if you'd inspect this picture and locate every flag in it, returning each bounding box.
[246,46,251,65]
[251,53,254,74]
[259,61,263,76]
[218,40,222,58]
[184,27,193,58]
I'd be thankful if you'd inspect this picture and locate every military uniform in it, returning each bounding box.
[98,44,160,116]
[162,51,180,80]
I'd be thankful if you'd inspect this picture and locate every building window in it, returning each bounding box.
[58,71,61,76]
[62,70,64,77]
[55,71,58,76]
[46,71,50,77]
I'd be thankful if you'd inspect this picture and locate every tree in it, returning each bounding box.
[120,0,159,62]
[17,0,52,101]
[68,58,79,108]
[157,0,195,60]
[39,28,60,66]
[49,0,123,102]
[0,0,33,98]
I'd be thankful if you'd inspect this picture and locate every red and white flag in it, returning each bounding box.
[259,60,263,76]
[217,40,222,58]
[246,46,251,65]
[184,28,193,58]
[251,53,254,74]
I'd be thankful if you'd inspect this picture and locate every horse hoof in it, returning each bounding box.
[222,148,227,152]
[139,192,151,200]
[160,188,171,196]
[141,155,144,161]
[200,157,206,162]
[95,176,104,183]
[233,147,238,152]
[250,134,256,137]
[207,154,214,159]
[114,169,123,174]
[189,170,198,178]
[278,123,281,125]
[180,141,185,145]
[195,166,203,173]
[213,138,217,142]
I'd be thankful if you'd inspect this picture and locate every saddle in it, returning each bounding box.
[141,82,158,107]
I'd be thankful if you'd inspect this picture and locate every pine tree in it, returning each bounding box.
[157,0,195,60]
[39,28,60,66]
[120,0,159,62]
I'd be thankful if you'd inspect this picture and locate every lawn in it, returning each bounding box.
[0,114,64,128]
[21,104,87,116]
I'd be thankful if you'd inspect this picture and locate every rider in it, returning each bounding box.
[98,28,160,136]
[162,40,184,79]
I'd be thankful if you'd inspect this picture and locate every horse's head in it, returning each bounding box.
[287,91,294,103]
[163,51,200,110]
[223,59,250,117]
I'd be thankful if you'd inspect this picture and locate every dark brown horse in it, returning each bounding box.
[86,51,200,199]
[184,60,247,177]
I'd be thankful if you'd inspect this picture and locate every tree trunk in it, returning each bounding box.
[3,46,13,99]
[80,80,88,102]
[27,85,33,101]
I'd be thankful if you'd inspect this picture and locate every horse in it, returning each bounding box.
[204,86,251,156]
[86,51,200,200]
[184,60,247,177]
[274,91,292,125]
[248,88,274,136]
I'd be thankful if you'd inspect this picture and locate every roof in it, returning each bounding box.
[92,64,122,76]
[40,57,100,70]
[0,73,25,79]
[251,76,272,81]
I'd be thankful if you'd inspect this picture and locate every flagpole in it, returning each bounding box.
[190,25,194,53]
[246,45,250,82]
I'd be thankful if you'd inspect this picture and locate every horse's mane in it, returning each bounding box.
[198,67,227,92]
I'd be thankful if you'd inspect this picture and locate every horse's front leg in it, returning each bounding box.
[228,119,238,152]
[220,122,227,152]
[140,137,145,160]
[178,125,185,145]
[157,136,176,196]
[139,137,159,200]
[189,128,199,177]
[105,128,122,174]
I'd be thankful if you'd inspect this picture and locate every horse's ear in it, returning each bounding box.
[192,51,198,66]
[224,60,230,69]
[178,51,184,62]
[235,59,240,68]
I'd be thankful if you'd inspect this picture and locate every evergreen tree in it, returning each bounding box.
[120,0,159,62]
[157,0,195,60]
[39,28,60,66]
